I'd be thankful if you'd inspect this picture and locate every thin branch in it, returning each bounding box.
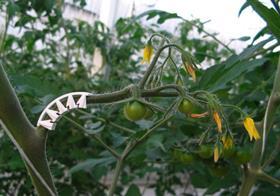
[108,121,136,134]
[108,141,133,196]
[262,137,280,168]
[183,19,235,54]
[137,116,172,145]
[125,98,181,158]
[258,56,280,165]
[169,56,184,84]
[62,116,121,159]
[107,97,180,195]
[76,109,136,134]
[139,44,184,88]
[257,170,280,186]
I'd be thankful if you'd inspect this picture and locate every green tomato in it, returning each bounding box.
[178,99,193,114]
[180,153,194,165]
[198,145,213,159]
[223,146,236,159]
[123,101,146,121]
[172,150,194,165]
[234,148,252,165]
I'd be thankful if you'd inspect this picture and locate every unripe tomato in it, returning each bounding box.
[178,99,193,114]
[180,153,194,165]
[222,146,236,159]
[123,101,146,121]
[234,148,252,165]
[198,145,213,159]
[144,107,153,119]
[209,164,229,177]
[172,150,194,165]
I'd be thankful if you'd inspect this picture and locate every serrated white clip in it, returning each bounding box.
[37,92,92,130]
[77,94,87,109]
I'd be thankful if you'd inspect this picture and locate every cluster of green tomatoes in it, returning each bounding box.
[123,100,252,177]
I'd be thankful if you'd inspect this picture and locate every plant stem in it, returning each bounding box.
[108,121,136,134]
[108,158,124,196]
[108,141,133,196]
[107,100,177,195]
[183,19,235,54]
[139,44,183,89]
[238,171,256,196]
[262,137,280,168]
[238,56,280,195]
[257,171,280,185]
[0,64,57,195]
[0,122,56,196]
[256,56,280,166]
[63,116,121,159]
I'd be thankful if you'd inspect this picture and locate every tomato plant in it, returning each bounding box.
[0,0,279,195]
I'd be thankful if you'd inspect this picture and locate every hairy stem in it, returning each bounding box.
[108,141,133,196]
[238,170,256,196]
[0,64,56,195]
[262,137,280,168]
[108,159,124,196]
[238,56,280,195]
[139,44,183,89]
[254,56,280,167]
[257,170,280,185]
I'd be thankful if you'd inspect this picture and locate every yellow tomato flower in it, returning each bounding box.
[213,111,222,133]
[243,117,261,141]
[181,52,197,82]
[214,144,220,162]
[142,42,153,64]
[186,64,196,81]
[222,134,233,149]
[190,112,208,118]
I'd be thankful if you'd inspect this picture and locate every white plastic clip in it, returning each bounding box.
[37,92,92,130]
[56,101,67,114]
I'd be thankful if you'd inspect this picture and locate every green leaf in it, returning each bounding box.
[212,58,267,91]
[199,37,271,91]
[237,36,251,41]
[200,57,267,92]
[248,0,280,40]
[136,10,181,24]
[146,134,166,152]
[238,1,250,17]
[125,184,141,196]
[251,27,268,44]
[236,38,272,63]
[7,1,20,18]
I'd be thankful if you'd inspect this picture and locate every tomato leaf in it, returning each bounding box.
[248,0,280,40]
